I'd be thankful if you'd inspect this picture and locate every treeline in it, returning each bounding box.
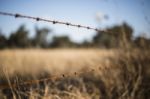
[0,23,150,49]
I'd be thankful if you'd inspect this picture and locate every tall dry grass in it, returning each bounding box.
[0,49,149,99]
[0,49,115,76]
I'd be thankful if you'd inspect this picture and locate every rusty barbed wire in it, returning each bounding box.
[0,66,108,90]
[0,11,112,90]
[0,11,114,33]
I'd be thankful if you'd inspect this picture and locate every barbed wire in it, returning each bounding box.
[0,66,108,90]
[0,11,113,33]
[0,11,112,90]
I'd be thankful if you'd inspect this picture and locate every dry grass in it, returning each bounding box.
[0,49,149,99]
[0,49,116,76]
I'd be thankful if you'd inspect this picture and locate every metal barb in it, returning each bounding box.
[0,11,110,32]
[15,13,20,18]
[36,17,40,21]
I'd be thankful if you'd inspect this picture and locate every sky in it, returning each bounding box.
[0,0,150,43]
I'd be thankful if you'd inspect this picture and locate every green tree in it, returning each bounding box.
[8,25,30,48]
[33,26,50,48]
[93,22,133,48]
[134,36,150,49]
[50,36,74,48]
[0,31,7,49]
[80,40,93,48]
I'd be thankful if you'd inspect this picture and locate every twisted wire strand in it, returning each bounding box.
[0,11,113,33]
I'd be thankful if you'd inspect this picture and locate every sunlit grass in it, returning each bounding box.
[0,49,116,76]
[0,49,149,99]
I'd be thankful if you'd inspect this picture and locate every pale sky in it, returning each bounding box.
[0,0,150,43]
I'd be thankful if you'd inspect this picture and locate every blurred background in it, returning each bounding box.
[0,0,150,49]
[0,0,150,99]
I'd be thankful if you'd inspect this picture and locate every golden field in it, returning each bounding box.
[0,49,116,76]
[0,49,149,99]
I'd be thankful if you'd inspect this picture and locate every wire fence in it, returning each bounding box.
[0,66,107,90]
[0,11,113,90]
[0,11,114,33]
[0,1,149,96]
